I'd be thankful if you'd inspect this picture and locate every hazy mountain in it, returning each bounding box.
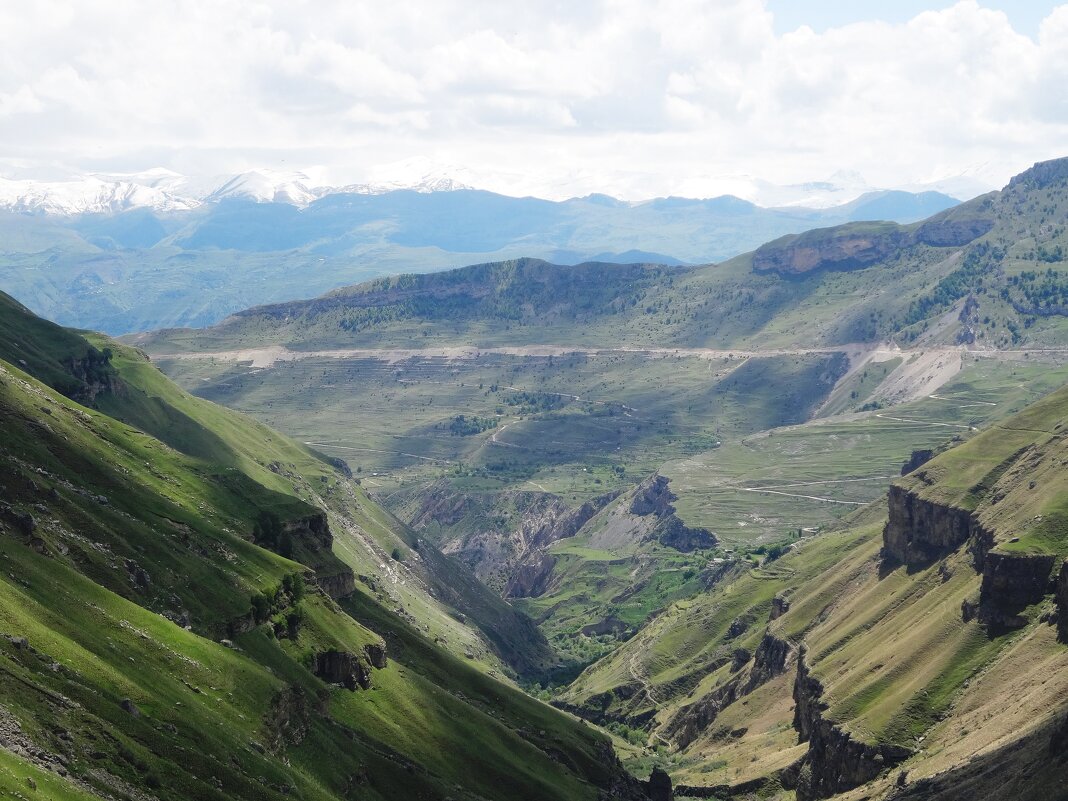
[0,174,959,334]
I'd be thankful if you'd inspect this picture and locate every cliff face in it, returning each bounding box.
[750,207,993,278]
[1056,560,1068,641]
[978,552,1055,628]
[503,552,557,598]
[664,631,793,749]
[1007,156,1068,190]
[407,482,618,594]
[284,512,333,553]
[631,475,717,552]
[752,225,912,277]
[314,570,355,600]
[883,485,980,566]
[312,643,387,691]
[884,484,1056,629]
[790,649,911,801]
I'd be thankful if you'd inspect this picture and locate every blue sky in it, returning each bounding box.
[768,1,1058,37]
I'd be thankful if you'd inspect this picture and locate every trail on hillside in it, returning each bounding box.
[738,487,867,505]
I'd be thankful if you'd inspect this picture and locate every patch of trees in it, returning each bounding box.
[504,390,569,414]
[1002,267,1068,316]
[446,414,497,436]
[250,572,306,639]
[903,242,1005,326]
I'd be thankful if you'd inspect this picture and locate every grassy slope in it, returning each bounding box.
[563,384,1068,795]
[0,286,546,675]
[132,159,1068,358]
[0,308,623,799]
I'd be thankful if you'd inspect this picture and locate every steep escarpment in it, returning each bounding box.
[399,480,619,594]
[788,649,911,801]
[627,475,718,552]
[882,484,983,566]
[664,631,795,749]
[752,222,914,277]
[884,479,1057,629]
[751,204,993,279]
[882,382,1068,630]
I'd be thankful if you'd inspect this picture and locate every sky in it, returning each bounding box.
[1,0,1067,201]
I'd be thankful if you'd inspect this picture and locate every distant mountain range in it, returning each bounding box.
[0,163,969,215]
[0,166,961,334]
[0,167,472,215]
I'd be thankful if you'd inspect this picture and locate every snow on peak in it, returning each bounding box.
[201,169,322,205]
[0,162,478,215]
[0,174,198,215]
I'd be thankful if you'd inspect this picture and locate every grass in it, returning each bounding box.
[0,300,626,800]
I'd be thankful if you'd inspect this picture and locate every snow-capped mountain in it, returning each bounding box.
[0,174,199,215]
[0,164,473,216]
[0,158,981,217]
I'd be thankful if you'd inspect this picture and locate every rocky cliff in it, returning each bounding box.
[405,481,618,594]
[884,482,1058,629]
[789,648,911,801]
[1056,560,1068,641]
[882,484,980,566]
[751,208,992,278]
[664,631,793,749]
[631,475,717,552]
[752,224,913,277]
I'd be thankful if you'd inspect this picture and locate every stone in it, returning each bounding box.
[313,650,371,690]
[120,698,140,717]
[364,642,388,670]
[647,766,672,801]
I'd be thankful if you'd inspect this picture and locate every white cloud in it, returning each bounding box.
[0,0,1065,199]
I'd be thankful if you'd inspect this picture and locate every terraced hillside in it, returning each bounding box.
[559,384,1068,799]
[0,291,639,801]
[124,159,1068,701]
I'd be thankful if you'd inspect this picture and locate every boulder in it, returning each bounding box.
[313,650,371,691]
[647,767,672,801]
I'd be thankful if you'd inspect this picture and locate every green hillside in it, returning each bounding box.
[89,156,1068,799]
[0,293,636,801]
[558,383,1068,798]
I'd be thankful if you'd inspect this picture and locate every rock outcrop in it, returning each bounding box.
[504,552,558,598]
[883,485,981,566]
[314,569,355,600]
[263,686,312,753]
[285,512,333,553]
[977,552,1055,628]
[646,767,672,801]
[886,483,1059,630]
[364,642,388,669]
[630,476,677,517]
[665,632,793,749]
[1007,156,1068,191]
[1056,560,1068,642]
[631,475,717,552]
[913,216,994,247]
[410,481,619,595]
[744,631,793,693]
[664,676,743,749]
[900,449,934,476]
[790,649,911,800]
[751,212,993,279]
[752,225,912,277]
[313,649,372,691]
